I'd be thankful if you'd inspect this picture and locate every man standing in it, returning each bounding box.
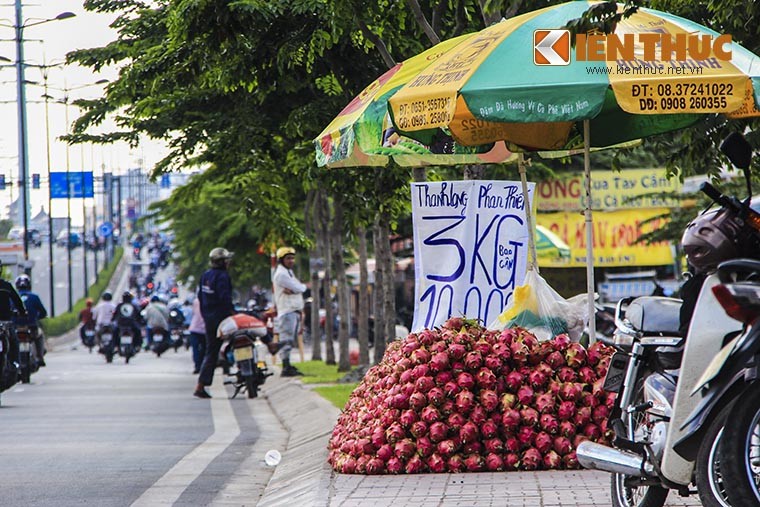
[194,247,235,399]
[273,246,307,377]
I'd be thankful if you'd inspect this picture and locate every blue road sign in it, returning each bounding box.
[50,172,94,198]
[98,222,114,238]
[32,173,40,189]
[0,175,5,190]
[160,174,171,189]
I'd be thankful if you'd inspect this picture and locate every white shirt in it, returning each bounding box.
[273,264,306,315]
[92,301,116,328]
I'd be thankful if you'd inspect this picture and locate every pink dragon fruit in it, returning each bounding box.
[485,453,505,471]
[426,453,446,473]
[551,333,571,352]
[366,457,385,475]
[504,453,520,470]
[543,450,562,469]
[376,444,393,462]
[565,342,587,368]
[429,421,449,443]
[560,420,576,438]
[535,392,556,414]
[481,420,498,439]
[447,412,466,430]
[476,367,497,389]
[430,351,450,372]
[484,437,504,454]
[545,350,565,369]
[557,366,578,383]
[409,391,428,411]
[394,439,416,460]
[464,351,483,371]
[464,453,485,472]
[501,392,517,410]
[521,447,542,470]
[574,406,592,426]
[553,436,573,455]
[416,436,434,457]
[443,381,460,397]
[410,420,428,439]
[501,409,521,431]
[421,405,441,424]
[540,413,559,434]
[535,431,553,454]
[518,426,536,448]
[404,455,426,474]
[399,409,418,428]
[520,407,540,426]
[442,316,464,330]
[456,372,476,390]
[479,389,499,412]
[436,439,457,457]
[427,387,445,406]
[454,390,475,414]
[563,451,580,469]
[484,354,503,371]
[469,405,487,425]
[415,376,435,393]
[386,457,403,474]
[447,454,465,473]
[448,342,467,360]
[504,436,521,453]
[517,385,535,405]
[459,421,479,443]
[505,371,525,392]
[435,370,453,386]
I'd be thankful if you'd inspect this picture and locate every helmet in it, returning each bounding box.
[102,291,112,301]
[15,274,31,291]
[276,246,296,260]
[681,208,741,274]
[150,295,160,303]
[122,291,133,303]
[209,247,234,267]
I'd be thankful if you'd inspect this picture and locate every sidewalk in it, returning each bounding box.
[256,361,702,507]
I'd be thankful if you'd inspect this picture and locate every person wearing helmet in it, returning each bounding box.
[14,274,48,367]
[273,246,307,376]
[114,291,143,350]
[78,299,96,346]
[92,291,116,343]
[144,294,170,346]
[194,247,236,398]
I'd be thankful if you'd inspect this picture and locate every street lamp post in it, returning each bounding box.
[10,2,75,271]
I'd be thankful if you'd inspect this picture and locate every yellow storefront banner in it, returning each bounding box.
[536,208,673,268]
[535,168,681,211]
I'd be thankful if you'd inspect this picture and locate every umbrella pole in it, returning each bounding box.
[583,120,596,344]
[518,153,538,273]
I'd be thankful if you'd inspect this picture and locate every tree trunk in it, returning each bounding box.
[356,17,396,69]
[478,0,503,26]
[333,196,351,372]
[405,0,441,44]
[372,215,386,364]
[309,189,323,361]
[357,226,370,366]
[379,209,397,347]
[320,191,336,365]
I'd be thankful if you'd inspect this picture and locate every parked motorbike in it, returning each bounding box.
[99,327,116,363]
[219,313,272,399]
[16,324,39,383]
[577,133,760,507]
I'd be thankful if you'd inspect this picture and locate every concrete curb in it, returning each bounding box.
[257,373,341,507]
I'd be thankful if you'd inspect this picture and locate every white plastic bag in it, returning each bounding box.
[488,270,588,341]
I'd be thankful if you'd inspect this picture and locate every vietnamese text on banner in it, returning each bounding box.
[411,180,533,332]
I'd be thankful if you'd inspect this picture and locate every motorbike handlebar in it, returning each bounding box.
[699,182,734,209]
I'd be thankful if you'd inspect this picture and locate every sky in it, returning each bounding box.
[0,1,168,225]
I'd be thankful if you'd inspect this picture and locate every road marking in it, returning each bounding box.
[131,380,240,506]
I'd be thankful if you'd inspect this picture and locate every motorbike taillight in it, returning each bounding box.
[712,283,760,324]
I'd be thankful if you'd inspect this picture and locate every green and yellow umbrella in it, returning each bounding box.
[535,224,571,262]
[383,1,760,338]
[315,35,516,168]
[387,1,760,150]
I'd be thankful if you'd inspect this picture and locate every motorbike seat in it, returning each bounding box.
[626,296,683,336]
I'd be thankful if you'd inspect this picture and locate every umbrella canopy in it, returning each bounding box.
[387,1,760,150]
[381,1,760,340]
[315,35,516,168]
[535,224,571,262]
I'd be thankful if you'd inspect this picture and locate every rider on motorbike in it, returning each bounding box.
[0,266,27,368]
[144,295,170,345]
[78,299,95,345]
[14,275,48,367]
[92,292,116,342]
[114,291,143,350]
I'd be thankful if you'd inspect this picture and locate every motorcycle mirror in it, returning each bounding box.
[720,132,753,198]
[720,132,753,170]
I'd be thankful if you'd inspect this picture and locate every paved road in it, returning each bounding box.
[0,339,268,506]
[27,242,109,316]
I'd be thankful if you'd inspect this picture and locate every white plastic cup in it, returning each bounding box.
[264,449,282,466]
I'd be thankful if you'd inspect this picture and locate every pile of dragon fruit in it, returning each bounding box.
[328,317,616,474]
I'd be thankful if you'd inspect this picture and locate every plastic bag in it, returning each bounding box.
[488,270,588,341]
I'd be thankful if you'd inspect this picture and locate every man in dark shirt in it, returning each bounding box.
[194,247,235,399]
[14,275,48,366]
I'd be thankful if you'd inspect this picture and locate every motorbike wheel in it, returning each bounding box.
[695,402,733,507]
[246,376,258,399]
[20,367,30,384]
[610,382,669,507]
[721,385,760,506]
[106,351,113,363]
